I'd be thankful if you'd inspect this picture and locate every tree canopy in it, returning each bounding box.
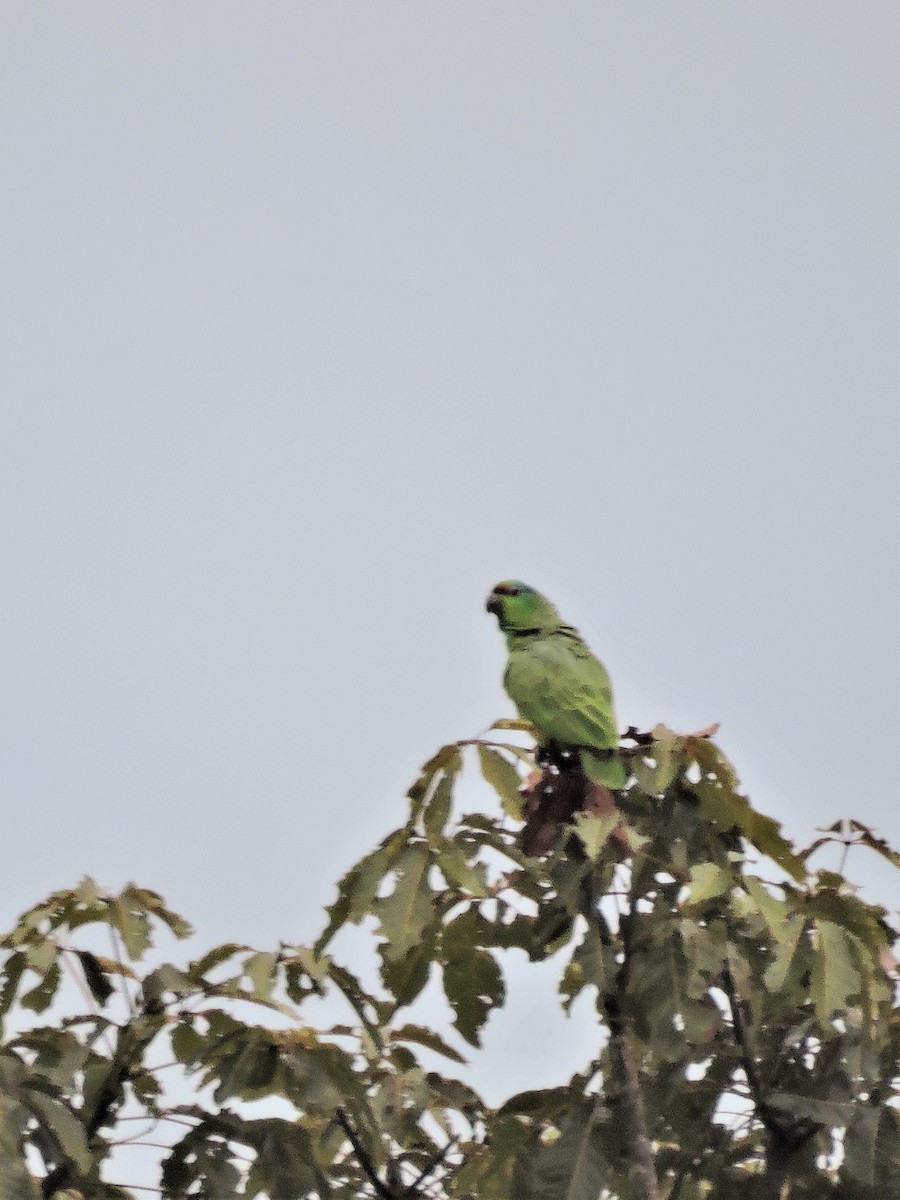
[1,723,898,1198]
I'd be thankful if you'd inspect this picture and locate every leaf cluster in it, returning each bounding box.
[0,726,897,1198]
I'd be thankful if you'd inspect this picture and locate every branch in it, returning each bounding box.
[722,955,819,1200]
[722,957,764,1101]
[598,891,661,1200]
[336,1107,398,1200]
[402,1138,456,1197]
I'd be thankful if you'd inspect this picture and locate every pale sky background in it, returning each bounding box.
[1,1,898,1134]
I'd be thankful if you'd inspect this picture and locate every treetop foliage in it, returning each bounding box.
[1,725,898,1198]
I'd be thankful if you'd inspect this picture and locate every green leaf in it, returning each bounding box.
[560,926,612,1013]
[423,772,454,843]
[742,876,789,932]
[631,726,681,794]
[25,940,56,973]
[843,1105,900,1189]
[19,962,61,1013]
[24,1088,93,1174]
[845,819,900,868]
[380,936,435,1007]
[407,743,462,807]
[0,1089,39,1200]
[443,947,504,1046]
[243,952,277,1000]
[316,828,408,951]
[171,1020,205,1067]
[142,963,198,1006]
[685,862,731,904]
[810,920,861,1024]
[489,718,537,733]
[0,952,26,1017]
[376,843,435,963]
[692,780,806,882]
[478,745,524,819]
[762,914,806,992]
[376,844,436,964]
[122,886,193,939]
[244,1118,323,1197]
[391,1023,467,1065]
[111,898,151,960]
[73,950,115,1005]
[189,942,250,978]
[212,1032,280,1102]
[435,842,489,896]
[570,812,620,862]
[526,1099,608,1200]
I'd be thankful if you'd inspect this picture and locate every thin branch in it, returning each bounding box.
[596,877,661,1200]
[109,922,136,1018]
[721,957,764,1102]
[103,1186,163,1195]
[336,1107,397,1200]
[402,1138,457,1197]
[58,948,116,1056]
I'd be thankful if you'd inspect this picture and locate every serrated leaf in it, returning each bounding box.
[0,952,25,1017]
[765,1091,851,1127]
[189,942,251,978]
[743,877,789,932]
[498,1085,572,1118]
[391,1023,467,1065]
[407,743,461,806]
[143,963,198,1005]
[443,947,504,1046]
[316,828,408,951]
[20,962,61,1013]
[171,1020,205,1067]
[0,1089,39,1199]
[111,899,151,960]
[477,745,524,819]
[811,920,861,1024]
[527,1099,607,1200]
[631,728,681,794]
[763,915,806,992]
[24,1089,93,1173]
[846,820,900,868]
[243,952,277,1000]
[376,843,435,963]
[123,886,193,939]
[692,781,806,881]
[685,862,731,904]
[380,936,434,1007]
[25,940,56,973]
[423,771,454,843]
[842,1105,900,1188]
[569,812,620,862]
[560,926,611,1013]
[435,842,488,896]
[212,1033,280,1102]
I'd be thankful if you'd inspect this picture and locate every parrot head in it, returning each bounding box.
[486,581,561,632]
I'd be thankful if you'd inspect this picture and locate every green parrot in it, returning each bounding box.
[486,581,626,789]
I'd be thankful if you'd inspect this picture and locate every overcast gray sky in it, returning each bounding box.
[1,2,897,1113]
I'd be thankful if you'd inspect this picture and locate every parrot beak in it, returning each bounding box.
[486,594,503,617]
